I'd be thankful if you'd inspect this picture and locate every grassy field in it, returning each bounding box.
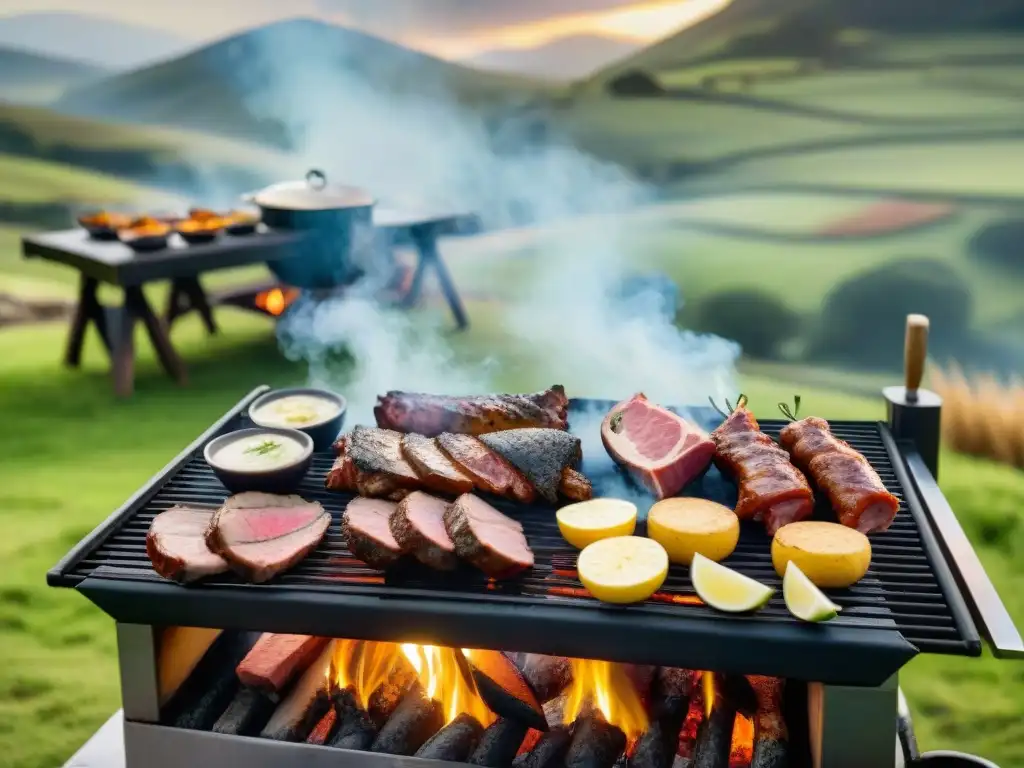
[0,297,1022,768]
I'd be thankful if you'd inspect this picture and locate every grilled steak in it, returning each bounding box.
[327,428,422,500]
[712,403,814,535]
[436,432,536,503]
[443,494,534,579]
[389,491,458,570]
[205,493,330,583]
[400,433,474,496]
[479,429,582,504]
[601,394,716,499]
[779,416,900,534]
[237,634,331,695]
[375,386,569,437]
[147,506,229,583]
[342,498,404,569]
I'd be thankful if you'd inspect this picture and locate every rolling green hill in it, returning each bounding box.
[0,47,107,104]
[57,17,546,148]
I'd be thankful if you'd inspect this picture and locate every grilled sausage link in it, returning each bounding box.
[778,416,899,534]
[711,407,814,535]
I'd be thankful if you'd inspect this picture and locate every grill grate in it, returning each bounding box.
[50,391,980,685]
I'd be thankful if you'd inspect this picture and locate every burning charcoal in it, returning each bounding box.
[261,642,335,742]
[469,718,529,767]
[630,669,695,768]
[565,713,628,768]
[693,675,737,768]
[365,651,418,727]
[213,687,276,736]
[514,724,572,768]
[468,650,546,731]
[328,687,379,752]
[416,713,486,761]
[307,707,338,746]
[517,655,573,703]
[747,677,789,768]
[370,686,444,756]
[164,631,260,731]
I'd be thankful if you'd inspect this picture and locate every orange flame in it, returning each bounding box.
[256,287,300,317]
[401,644,495,727]
[329,639,406,710]
[729,713,755,767]
[562,659,649,741]
[702,671,715,719]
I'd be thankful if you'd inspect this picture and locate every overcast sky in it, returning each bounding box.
[0,0,729,57]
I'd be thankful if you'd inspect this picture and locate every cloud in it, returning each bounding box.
[314,0,640,35]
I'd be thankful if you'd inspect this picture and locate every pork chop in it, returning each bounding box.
[205,493,330,583]
[146,506,229,583]
[601,394,715,500]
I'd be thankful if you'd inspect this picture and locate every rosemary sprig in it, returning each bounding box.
[708,393,748,419]
[243,439,283,456]
[777,395,802,422]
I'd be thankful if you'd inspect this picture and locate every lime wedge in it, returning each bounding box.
[690,552,774,613]
[783,561,842,623]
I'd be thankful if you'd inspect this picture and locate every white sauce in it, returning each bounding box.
[213,433,306,472]
[252,394,339,428]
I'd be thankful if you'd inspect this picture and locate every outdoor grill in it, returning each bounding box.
[49,364,1024,768]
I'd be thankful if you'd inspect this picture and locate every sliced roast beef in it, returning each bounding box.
[400,433,474,496]
[436,433,536,503]
[389,491,458,570]
[601,393,715,500]
[147,506,229,583]
[342,498,404,569]
[479,429,583,504]
[443,494,534,579]
[205,493,330,583]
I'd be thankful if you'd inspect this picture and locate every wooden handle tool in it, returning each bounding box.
[904,314,929,401]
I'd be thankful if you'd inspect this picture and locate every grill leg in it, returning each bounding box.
[117,623,160,724]
[808,674,898,768]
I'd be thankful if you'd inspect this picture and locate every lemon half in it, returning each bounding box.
[577,536,669,605]
[690,552,774,613]
[557,499,638,549]
[647,497,739,565]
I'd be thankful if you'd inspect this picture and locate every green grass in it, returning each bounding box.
[0,298,1022,768]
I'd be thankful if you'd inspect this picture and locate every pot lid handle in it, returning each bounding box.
[306,169,327,191]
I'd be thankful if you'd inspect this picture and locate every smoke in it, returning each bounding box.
[229,19,740,426]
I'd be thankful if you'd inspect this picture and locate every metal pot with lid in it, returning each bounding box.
[244,169,377,289]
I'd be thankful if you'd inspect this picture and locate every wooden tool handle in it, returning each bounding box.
[904,314,929,394]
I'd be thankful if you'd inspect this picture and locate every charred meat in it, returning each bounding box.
[374,386,569,437]
[444,494,535,579]
[389,491,458,571]
[342,498,405,569]
[479,429,582,505]
[711,401,814,535]
[400,433,474,496]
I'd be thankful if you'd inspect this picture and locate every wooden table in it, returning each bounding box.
[22,210,472,397]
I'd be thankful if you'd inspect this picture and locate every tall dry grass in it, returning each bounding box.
[931,363,1024,470]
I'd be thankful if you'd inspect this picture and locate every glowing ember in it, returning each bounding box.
[401,644,495,727]
[329,639,406,711]
[256,287,300,317]
[702,671,715,719]
[562,659,649,741]
[729,713,755,767]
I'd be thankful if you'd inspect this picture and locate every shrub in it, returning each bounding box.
[967,219,1024,275]
[808,258,972,369]
[606,70,665,97]
[690,289,801,360]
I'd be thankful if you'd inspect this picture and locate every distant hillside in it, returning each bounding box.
[57,17,544,149]
[0,12,189,69]
[590,0,1024,85]
[468,34,641,80]
[0,47,107,104]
